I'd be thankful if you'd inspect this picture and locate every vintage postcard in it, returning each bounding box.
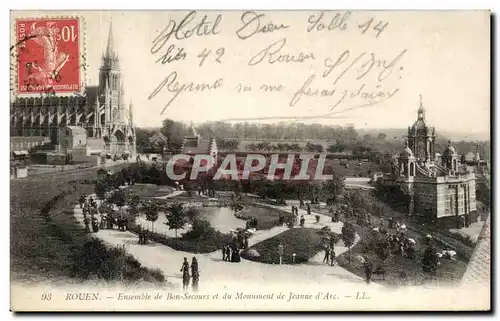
[9,10,490,311]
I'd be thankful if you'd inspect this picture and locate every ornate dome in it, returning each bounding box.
[410,119,430,136]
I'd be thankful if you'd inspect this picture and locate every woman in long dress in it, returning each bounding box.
[180,257,190,292]
[191,257,199,292]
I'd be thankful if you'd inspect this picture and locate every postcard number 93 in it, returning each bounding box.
[41,293,52,301]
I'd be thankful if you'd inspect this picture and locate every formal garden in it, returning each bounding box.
[70,161,474,287]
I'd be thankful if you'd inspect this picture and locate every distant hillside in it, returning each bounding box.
[357,128,490,142]
[136,124,490,142]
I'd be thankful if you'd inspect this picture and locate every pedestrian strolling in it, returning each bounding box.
[191,257,199,292]
[329,248,336,266]
[323,246,330,264]
[364,260,373,284]
[180,257,190,292]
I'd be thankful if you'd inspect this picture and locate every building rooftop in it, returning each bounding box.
[66,126,87,135]
[181,138,213,154]
[462,215,491,285]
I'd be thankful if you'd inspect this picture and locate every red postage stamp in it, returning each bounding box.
[15,17,81,94]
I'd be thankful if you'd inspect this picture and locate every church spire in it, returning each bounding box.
[105,20,116,59]
[417,94,425,121]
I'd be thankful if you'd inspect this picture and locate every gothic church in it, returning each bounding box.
[10,22,136,159]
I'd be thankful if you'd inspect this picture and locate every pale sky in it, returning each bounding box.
[11,10,490,134]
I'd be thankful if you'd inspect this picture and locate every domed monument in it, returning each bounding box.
[386,95,478,229]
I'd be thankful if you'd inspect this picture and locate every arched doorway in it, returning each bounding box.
[113,130,126,155]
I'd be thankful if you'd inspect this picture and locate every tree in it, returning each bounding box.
[160,119,188,150]
[95,179,112,201]
[165,202,187,238]
[341,222,356,263]
[184,218,215,239]
[107,189,127,209]
[144,201,160,232]
[126,194,141,218]
[322,174,345,205]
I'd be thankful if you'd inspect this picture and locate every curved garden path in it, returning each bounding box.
[73,192,374,292]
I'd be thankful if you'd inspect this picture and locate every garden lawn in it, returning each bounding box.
[167,193,209,202]
[136,206,246,236]
[146,230,233,254]
[127,184,174,198]
[237,206,293,230]
[241,228,324,265]
[324,159,377,178]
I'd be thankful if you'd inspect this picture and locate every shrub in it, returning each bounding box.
[136,226,232,253]
[374,238,391,262]
[71,239,165,283]
[183,219,214,240]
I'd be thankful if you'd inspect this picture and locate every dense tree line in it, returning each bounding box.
[135,119,490,161]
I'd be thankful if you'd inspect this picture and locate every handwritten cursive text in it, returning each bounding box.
[248,38,316,66]
[307,11,351,32]
[289,74,399,111]
[148,71,224,115]
[323,49,407,83]
[151,11,222,55]
[236,11,290,40]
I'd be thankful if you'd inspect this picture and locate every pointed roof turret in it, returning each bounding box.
[128,99,134,124]
[94,95,101,127]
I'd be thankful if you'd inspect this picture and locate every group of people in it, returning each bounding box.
[322,246,337,266]
[137,226,150,245]
[375,217,416,260]
[79,194,130,234]
[80,195,100,233]
[221,245,241,263]
[180,257,200,292]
